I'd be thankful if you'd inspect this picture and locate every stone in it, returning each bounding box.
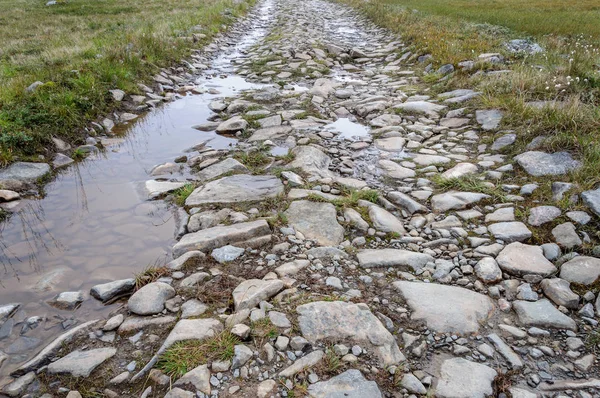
[401,373,427,394]
[231,344,253,369]
[216,116,248,133]
[528,206,561,226]
[488,222,532,243]
[344,208,370,231]
[411,154,452,166]
[285,200,344,246]
[393,281,495,334]
[172,220,271,257]
[551,222,582,248]
[487,333,523,369]
[375,137,406,152]
[52,153,74,169]
[279,350,324,377]
[211,245,245,263]
[394,101,447,117]
[2,372,36,397]
[581,187,600,217]
[431,191,489,212]
[103,314,124,331]
[164,388,194,398]
[387,191,427,214]
[297,301,404,366]
[186,174,283,206]
[515,151,581,176]
[476,109,503,130]
[248,126,293,141]
[48,348,116,377]
[181,299,208,318]
[559,256,600,285]
[287,145,333,178]
[491,133,516,151]
[269,311,291,328]
[357,249,433,271]
[368,205,406,235]
[307,369,382,398]
[281,171,305,187]
[566,211,591,225]
[257,380,277,397]
[513,299,576,330]
[127,282,175,315]
[485,207,514,223]
[435,357,497,398]
[232,279,284,311]
[144,180,186,199]
[306,247,348,260]
[496,243,557,277]
[378,159,415,179]
[541,278,579,309]
[118,316,176,334]
[474,257,503,283]
[90,278,135,303]
[0,189,19,202]
[275,259,310,277]
[0,162,50,184]
[441,162,479,179]
[50,291,84,310]
[196,158,248,181]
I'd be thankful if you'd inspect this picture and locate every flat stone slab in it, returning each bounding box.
[172,220,271,257]
[475,109,503,130]
[393,281,495,334]
[411,154,452,166]
[297,301,404,366]
[513,299,576,331]
[496,242,557,277]
[48,347,116,377]
[559,256,600,285]
[248,126,292,142]
[378,159,415,179]
[186,174,283,206]
[515,151,581,176]
[394,101,447,117]
[233,279,284,311]
[308,369,382,398]
[488,222,532,243]
[434,357,497,398]
[0,162,50,184]
[285,200,344,246]
[441,162,478,179]
[528,206,561,226]
[368,205,406,235]
[375,137,406,152]
[90,278,135,303]
[196,158,248,181]
[581,187,600,217]
[287,145,333,178]
[357,249,433,271]
[145,180,186,199]
[431,191,490,212]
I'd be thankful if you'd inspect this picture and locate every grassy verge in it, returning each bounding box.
[0,0,255,166]
[338,0,600,193]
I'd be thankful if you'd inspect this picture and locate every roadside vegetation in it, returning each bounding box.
[0,0,255,166]
[338,0,600,190]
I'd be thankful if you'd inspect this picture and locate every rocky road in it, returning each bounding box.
[2,0,600,396]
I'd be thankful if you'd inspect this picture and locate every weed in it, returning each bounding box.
[133,264,170,290]
[267,211,288,228]
[233,148,271,173]
[251,318,279,346]
[432,174,508,202]
[172,183,196,207]
[71,148,87,160]
[493,369,519,395]
[156,331,239,378]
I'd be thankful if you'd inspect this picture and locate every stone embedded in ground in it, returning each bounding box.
[431,191,490,212]
[540,278,579,309]
[474,257,503,283]
[2,372,36,397]
[47,347,116,377]
[248,126,293,141]
[487,333,523,369]
[551,222,582,248]
[475,109,503,130]
[559,256,600,285]
[0,162,51,185]
[488,221,532,243]
[232,279,284,311]
[513,299,576,330]
[90,278,135,303]
[581,187,600,217]
[394,101,447,117]
[307,369,382,398]
[231,344,253,369]
[411,154,452,166]
[357,249,433,271]
[196,158,248,181]
[387,191,427,214]
[306,247,348,260]
[434,357,497,398]
[375,137,406,152]
[118,316,176,334]
[211,245,245,263]
[515,151,581,176]
[185,174,283,206]
[274,259,310,277]
[496,242,557,277]
[393,281,495,334]
[297,301,404,366]
[528,206,561,226]
[172,220,271,257]
[287,145,333,178]
[368,204,406,235]
[491,133,516,151]
[441,162,478,179]
[279,350,324,377]
[257,379,277,398]
[378,159,415,179]
[284,200,344,246]
[127,282,175,316]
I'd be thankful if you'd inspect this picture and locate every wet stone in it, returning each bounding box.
[47,347,117,377]
[186,174,284,206]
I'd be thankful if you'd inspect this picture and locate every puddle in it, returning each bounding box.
[0,0,276,377]
[270,146,290,156]
[324,118,370,140]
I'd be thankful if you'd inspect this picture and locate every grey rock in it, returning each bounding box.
[279,350,324,377]
[297,301,404,366]
[231,344,253,369]
[275,259,310,277]
[488,222,532,243]
[431,191,489,212]
[196,158,248,181]
[2,372,36,397]
[48,347,117,377]
[127,282,175,315]
[581,187,600,217]
[248,126,292,142]
[388,191,427,214]
[181,299,208,318]
[378,159,415,179]
[50,291,84,310]
[216,116,248,133]
[90,278,135,302]
[441,162,479,179]
[435,357,497,398]
[551,222,582,248]
[232,279,284,311]
[541,243,561,260]
[474,257,502,283]
[559,256,600,285]
[211,245,245,263]
[164,388,194,398]
[540,279,579,309]
[566,211,591,225]
[145,180,186,199]
[506,39,543,54]
[401,373,427,394]
[515,151,581,176]
[476,109,503,130]
[287,145,333,178]
[513,299,576,330]
[186,174,283,206]
[496,243,556,277]
[307,369,382,398]
[487,333,523,369]
[394,101,447,117]
[285,200,344,246]
[357,249,433,271]
[491,133,516,151]
[528,206,561,226]
[0,162,50,184]
[393,281,495,334]
[368,204,406,235]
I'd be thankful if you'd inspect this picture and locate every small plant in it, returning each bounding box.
[157,331,240,378]
[432,174,508,202]
[251,318,279,346]
[71,148,87,160]
[133,264,170,290]
[173,183,195,207]
[267,211,288,228]
[233,149,271,173]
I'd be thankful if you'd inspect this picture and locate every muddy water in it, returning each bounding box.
[0,0,275,376]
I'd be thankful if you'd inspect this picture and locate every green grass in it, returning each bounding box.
[0,0,255,164]
[156,331,239,378]
[432,174,508,202]
[133,264,170,290]
[173,183,196,207]
[307,188,379,209]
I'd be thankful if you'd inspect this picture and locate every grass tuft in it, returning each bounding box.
[432,174,508,202]
[173,183,195,207]
[134,264,170,290]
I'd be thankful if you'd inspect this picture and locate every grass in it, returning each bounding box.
[0,0,255,164]
[431,174,508,202]
[156,331,239,378]
[307,188,379,209]
[233,148,271,173]
[251,318,279,346]
[133,264,170,290]
[172,183,196,207]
